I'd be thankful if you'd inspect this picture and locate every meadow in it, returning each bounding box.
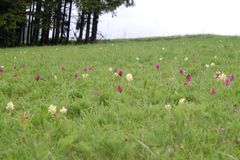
[0,35,239,159]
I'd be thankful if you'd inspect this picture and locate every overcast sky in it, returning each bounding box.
[97,0,240,39]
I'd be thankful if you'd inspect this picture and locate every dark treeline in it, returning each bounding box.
[0,0,134,47]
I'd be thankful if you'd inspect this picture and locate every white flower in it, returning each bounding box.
[184,57,188,61]
[210,62,215,67]
[14,56,17,59]
[108,67,113,72]
[159,58,163,61]
[162,47,165,51]
[178,98,186,105]
[219,73,226,81]
[114,72,118,77]
[215,71,227,81]
[136,57,140,61]
[205,64,210,68]
[215,71,221,76]
[82,74,89,78]
[126,73,133,82]
[215,71,221,80]
[48,104,57,116]
[60,107,67,114]
[6,102,14,111]
[164,104,172,110]
[54,75,57,80]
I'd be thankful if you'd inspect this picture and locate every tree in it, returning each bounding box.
[0,0,134,47]
[0,0,29,47]
[75,0,134,43]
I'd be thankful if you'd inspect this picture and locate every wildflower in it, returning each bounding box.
[108,67,113,72]
[159,58,163,61]
[6,102,15,111]
[210,87,216,95]
[83,66,92,72]
[225,78,231,87]
[114,72,118,77]
[93,90,100,96]
[61,65,65,72]
[215,71,222,80]
[215,71,226,81]
[14,56,17,59]
[162,47,165,51]
[35,74,41,81]
[60,107,67,114]
[178,66,183,75]
[73,72,80,78]
[186,74,191,82]
[118,85,123,93]
[205,64,210,68]
[82,74,89,78]
[136,57,140,61]
[118,69,123,77]
[0,67,5,73]
[54,75,57,80]
[184,81,189,86]
[48,104,57,117]
[178,98,186,105]
[156,63,161,70]
[83,66,89,72]
[228,74,235,82]
[21,64,27,68]
[164,104,172,110]
[20,112,29,124]
[184,57,188,61]
[219,73,227,81]
[210,62,215,67]
[12,72,17,77]
[126,73,133,82]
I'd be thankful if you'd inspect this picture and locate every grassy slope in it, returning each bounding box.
[0,35,239,159]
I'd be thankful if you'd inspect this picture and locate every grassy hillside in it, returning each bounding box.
[0,35,240,159]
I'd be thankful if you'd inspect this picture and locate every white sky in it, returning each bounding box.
[98,0,240,39]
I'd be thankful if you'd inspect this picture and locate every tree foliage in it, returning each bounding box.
[0,0,134,47]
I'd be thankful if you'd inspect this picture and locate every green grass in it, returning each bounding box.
[0,35,240,159]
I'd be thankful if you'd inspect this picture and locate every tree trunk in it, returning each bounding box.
[85,12,91,43]
[32,0,41,45]
[78,11,85,42]
[15,23,23,46]
[21,22,26,45]
[66,0,72,43]
[27,1,33,45]
[51,2,57,45]
[54,0,62,45]
[90,11,99,42]
[45,28,50,44]
[60,0,67,43]
[41,1,52,45]
[30,1,35,45]
[51,15,56,45]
